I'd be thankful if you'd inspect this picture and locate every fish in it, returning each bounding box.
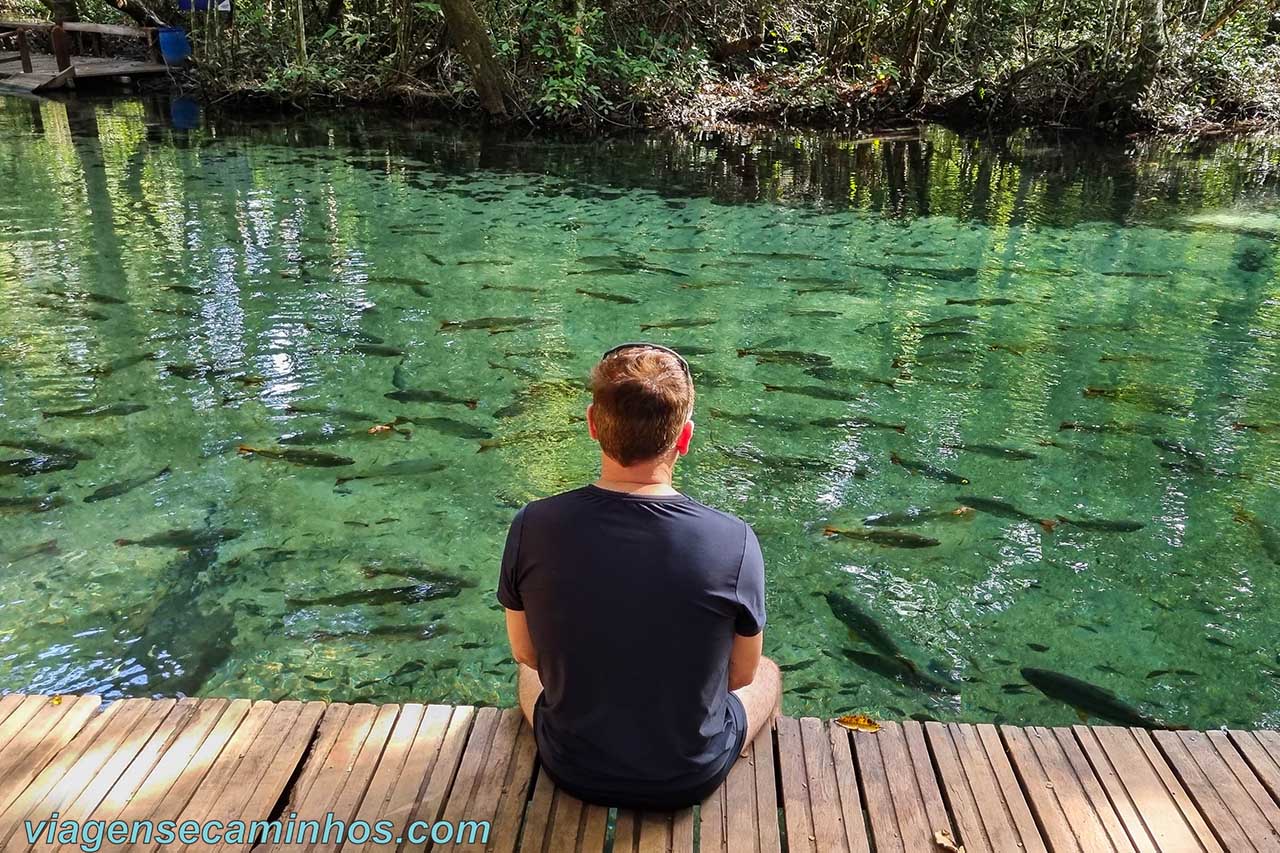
[576,289,639,304]
[944,297,1016,306]
[788,310,845,318]
[505,348,577,360]
[2,539,59,564]
[87,352,156,376]
[1152,438,1207,466]
[307,624,445,642]
[165,363,209,380]
[1059,420,1157,436]
[335,458,446,485]
[163,285,205,295]
[823,526,941,548]
[41,403,148,419]
[0,494,69,514]
[1056,516,1145,533]
[439,317,549,332]
[355,344,406,357]
[1020,668,1172,728]
[708,409,801,430]
[1098,353,1170,364]
[367,275,432,289]
[956,496,1053,529]
[824,593,904,658]
[1082,387,1189,416]
[0,456,78,477]
[942,442,1038,461]
[237,445,355,467]
[386,389,479,409]
[84,467,171,503]
[408,417,493,439]
[1234,508,1280,565]
[763,384,860,402]
[0,438,93,460]
[477,428,580,453]
[738,349,833,367]
[810,416,907,434]
[863,505,975,526]
[287,581,464,607]
[843,649,959,695]
[482,284,541,293]
[804,366,897,390]
[115,527,242,548]
[890,453,970,485]
[732,251,828,260]
[639,319,716,331]
[284,405,384,423]
[46,288,126,305]
[456,258,513,266]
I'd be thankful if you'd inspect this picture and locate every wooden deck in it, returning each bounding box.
[1,694,1279,851]
[0,52,169,94]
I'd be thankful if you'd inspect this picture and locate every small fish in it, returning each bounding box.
[1059,420,1155,436]
[115,527,242,549]
[810,416,906,434]
[575,289,639,304]
[46,288,126,305]
[944,297,1016,306]
[41,403,148,419]
[335,458,446,485]
[164,285,205,295]
[639,319,716,331]
[804,366,896,390]
[386,389,479,409]
[368,275,432,288]
[957,495,1054,529]
[1057,516,1145,533]
[482,284,541,293]
[738,349,833,367]
[0,456,78,477]
[1099,353,1170,364]
[287,581,463,607]
[1083,387,1188,416]
[890,453,970,485]
[355,344,406,358]
[0,494,69,514]
[863,505,975,526]
[942,442,1038,461]
[84,467,171,503]
[1020,667,1172,728]
[733,251,828,260]
[237,445,355,467]
[763,384,860,402]
[823,526,941,548]
[409,417,493,439]
[477,428,579,453]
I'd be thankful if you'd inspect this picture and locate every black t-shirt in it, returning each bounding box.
[497,485,766,805]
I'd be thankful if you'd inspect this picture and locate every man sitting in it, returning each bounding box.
[498,342,782,809]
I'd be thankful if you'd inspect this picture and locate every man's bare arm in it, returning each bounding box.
[728,631,763,690]
[505,608,538,671]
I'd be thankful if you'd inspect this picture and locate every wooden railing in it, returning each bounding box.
[0,18,161,76]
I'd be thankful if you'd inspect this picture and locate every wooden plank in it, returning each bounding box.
[545,792,585,852]
[613,810,637,853]
[0,698,151,849]
[1075,725,1222,852]
[900,723,953,838]
[799,717,850,853]
[753,726,783,853]
[51,699,198,852]
[1129,728,1225,852]
[486,720,538,853]
[59,21,151,37]
[974,723,1047,852]
[213,701,327,853]
[1228,730,1280,807]
[723,744,758,852]
[670,807,693,853]
[776,717,815,853]
[341,704,426,853]
[700,774,725,852]
[94,699,233,853]
[1001,725,1135,853]
[857,725,916,853]
[875,722,944,851]
[516,769,557,853]
[16,30,30,72]
[0,696,100,817]
[582,804,610,852]
[0,694,26,730]
[827,724,870,853]
[637,810,673,853]
[1154,729,1280,851]
[0,695,54,753]
[400,706,475,853]
[436,706,516,851]
[925,721,989,853]
[326,704,400,834]
[283,703,382,853]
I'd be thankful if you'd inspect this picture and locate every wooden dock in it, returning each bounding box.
[0,20,169,95]
[0,694,1278,851]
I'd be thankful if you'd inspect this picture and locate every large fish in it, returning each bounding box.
[1021,668,1172,728]
[0,494,68,514]
[942,442,1038,461]
[41,403,148,419]
[237,445,355,467]
[1056,516,1145,533]
[824,593,904,659]
[863,505,974,526]
[844,649,959,695]
[738,349,833,367]
[823,526,940,548]
[287,580,464,607]
[890,453,970,485]
[763,384,860,402]
[439,317,549,333]
[0,456,78,477]
[956,496,1053,530]
[335,458,446,485]
[385,389,479,409]
[810,416,907,434]
[0,438,94,460]
[115,527,242,548]
[84,467,171,503]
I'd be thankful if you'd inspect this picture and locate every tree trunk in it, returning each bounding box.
[440,0,508,116]
[907,0,960,104]
[38,0,79,22]
[107,0,169,26]
[1118,0,1166,102]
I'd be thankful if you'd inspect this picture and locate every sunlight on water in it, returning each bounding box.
[1,96,1279,729]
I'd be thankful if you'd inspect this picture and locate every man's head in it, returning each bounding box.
[588,344,695,467]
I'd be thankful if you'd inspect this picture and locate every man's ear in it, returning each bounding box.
[675,420,694,456]
[586,404,598,441]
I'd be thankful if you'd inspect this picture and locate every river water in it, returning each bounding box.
[1,95,1279,729]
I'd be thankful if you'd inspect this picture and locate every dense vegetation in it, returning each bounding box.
[8,0,1280,131]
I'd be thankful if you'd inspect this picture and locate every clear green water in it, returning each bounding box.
[2,97,1279,730]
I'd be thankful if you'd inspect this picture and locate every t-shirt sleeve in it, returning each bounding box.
[497,507,526,611]
[734,523,766,636]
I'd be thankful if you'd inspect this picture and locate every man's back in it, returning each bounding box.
[498,484,765,807]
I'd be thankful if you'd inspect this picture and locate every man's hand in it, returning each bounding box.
[728,632,763,691]
[505,608,538,671]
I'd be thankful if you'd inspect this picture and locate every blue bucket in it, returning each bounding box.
[157,27,192,65]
